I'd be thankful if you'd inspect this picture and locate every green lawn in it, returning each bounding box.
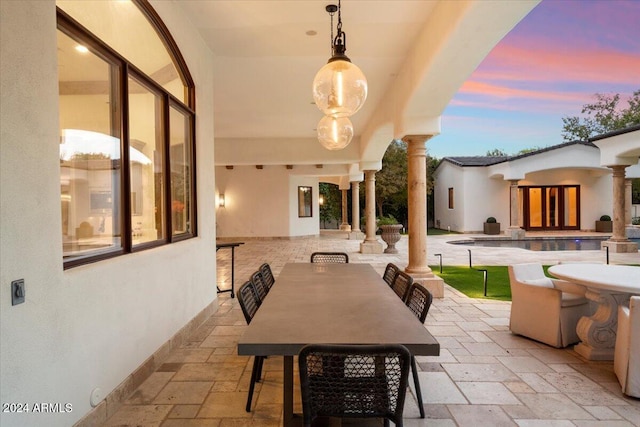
[430,265,557,301]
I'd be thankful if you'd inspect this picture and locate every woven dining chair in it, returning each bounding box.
[383,263,400,287]
[299,344,411,427]
[391,270,413,302]
[251,270,269,303]
[259,263,275,290]
[310,252,349,263]
[404,282,433,418]
[237,281,265,412]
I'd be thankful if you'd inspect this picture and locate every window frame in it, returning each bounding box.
[58,2,196,269]
[448,187,454,210]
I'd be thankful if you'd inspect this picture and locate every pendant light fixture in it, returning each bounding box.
[313,1,367,150]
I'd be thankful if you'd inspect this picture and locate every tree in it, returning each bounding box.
[561,90,640,141]
[486,148,508,157]
[376,140,407,218]
[319,183,341,229]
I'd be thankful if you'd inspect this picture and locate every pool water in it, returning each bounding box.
[450,238,640,251]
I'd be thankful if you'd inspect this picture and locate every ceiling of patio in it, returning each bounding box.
[176,0,539,174]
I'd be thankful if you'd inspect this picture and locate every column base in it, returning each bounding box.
[574,343,614,361]
[601,240,638,253]
[339,224,352,232]
[507,227,525,240]
[360,240,383,254]
[405,271,445,298]
[348,231,365,240]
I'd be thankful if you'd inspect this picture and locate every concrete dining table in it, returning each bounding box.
[237,262,440,427]
[548,263,640,360]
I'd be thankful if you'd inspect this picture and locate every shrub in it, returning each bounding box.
[486,217,497,223]
[377,215,398,226]
[599,215,612,221]
[632,216,640,225]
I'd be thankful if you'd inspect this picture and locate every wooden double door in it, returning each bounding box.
[519,185,580,230]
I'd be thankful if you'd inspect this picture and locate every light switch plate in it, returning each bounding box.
[11,279,25,305]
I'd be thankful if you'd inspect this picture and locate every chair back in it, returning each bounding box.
[299,344,411,427]
[259,263,275,290]
[405,283,433,324]
[383,263,400,287]
[310,252,349,263]
[391,270,413,302]
[237,281,260,325]
[251,270,269,302]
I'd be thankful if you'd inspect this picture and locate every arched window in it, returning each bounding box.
[57,0,196,268]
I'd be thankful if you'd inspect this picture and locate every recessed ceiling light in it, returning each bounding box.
[306,30,317,36]
[75,45,89,54]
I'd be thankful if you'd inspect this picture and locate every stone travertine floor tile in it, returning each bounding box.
[448,404,517,426]
[571,421,635,427]
[583,405,624,420]
[198,391,256,419]
[167,404,200,418]
[125,372,175,404]
[610,405,640,425]
[172,363,244,382]
[442,363,520,382]
[162,420,221,427]
[457,381,520,405]
[461,342,510,356]
[417,372,467,404]
[102,404,172,426]
[164,348,213,363]
[515,393,594,419]
[498,356,555,374]
[514,421,575,427]
[153,381,213,405]
[516,373,560,393]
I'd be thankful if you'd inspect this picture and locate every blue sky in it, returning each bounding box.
[427,0,640,159]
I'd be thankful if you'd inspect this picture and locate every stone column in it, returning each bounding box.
[339,189,351,231]
[507,180,525,239]
[602,165,637,253]
[402,135,444,297]
[625,178,632,225]
[360,170,383,253]
[349,181,364,240]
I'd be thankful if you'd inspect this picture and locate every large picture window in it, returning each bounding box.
[57,0,196,268]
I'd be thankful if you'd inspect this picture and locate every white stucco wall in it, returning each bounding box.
[463,169,510,232]
[433,162,465,232]
[0,2,217,426]
[215,166,320,238]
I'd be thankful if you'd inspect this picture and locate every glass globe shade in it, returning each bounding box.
[312,59,367,118]
[317,115,353,150]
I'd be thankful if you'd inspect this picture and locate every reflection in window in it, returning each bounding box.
[298,186,312,217]
[58,28,122,259]
[128,77,165,244]
[170,106,193,236]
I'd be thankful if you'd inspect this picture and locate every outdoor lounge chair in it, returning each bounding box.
[508,263,591,348]
[299,344,411,427]
[614,296,640,398]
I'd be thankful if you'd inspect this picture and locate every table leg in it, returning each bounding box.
[575,290,630,360]
[284,356,294,427]
[230,246,236,298]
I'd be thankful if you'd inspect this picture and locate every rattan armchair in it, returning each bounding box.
[310,252,349,263]
[251,270,269,303]
[237,281,265,412]
[391,270,413,302]
[404,282,433,418]
[383,263,400,287]
[259,263,275,290]
[299,344,411,427]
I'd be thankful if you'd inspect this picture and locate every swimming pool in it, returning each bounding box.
[449,237,640,251]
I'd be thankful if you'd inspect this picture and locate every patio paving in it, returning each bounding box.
[102,232,640,426]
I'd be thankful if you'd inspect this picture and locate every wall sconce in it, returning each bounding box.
[218,193,225,208]
[319,195,325,206]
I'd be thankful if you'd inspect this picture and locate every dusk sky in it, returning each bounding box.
[427,0,640,159]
